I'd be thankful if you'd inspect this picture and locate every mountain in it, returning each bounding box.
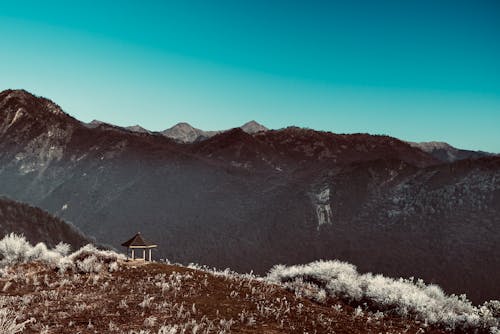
[0,196,90,249]
[240,120,268,134]
[161,122,220,143]
[161,120,268,143]
[408,141,493,162]
[85,119,105,128]
[0,89,498,303]
[125,124,150,133]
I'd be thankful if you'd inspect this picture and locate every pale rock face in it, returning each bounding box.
[15,125,72,175]
[9,108,25,127]
[85,120,105,128]
[2,90,64,115]
[240,121,268,134]
[410,141,453,151]
[126,125,150,133]
[161,122,215,143]
[408,141,457,160]
[407,141,493,162]
[313,187,333,228]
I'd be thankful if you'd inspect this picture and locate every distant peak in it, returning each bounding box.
[162,122,205,143]
[84,120,105,128]
[0,89,65,116]
[240,120,268,134]
[0,89,34,99]
[126,124,150,133]
[407,141,454,151]
[170,122,195,130]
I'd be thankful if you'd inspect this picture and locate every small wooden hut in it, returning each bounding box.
[121,232,157,261]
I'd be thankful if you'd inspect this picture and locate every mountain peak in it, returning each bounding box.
[84,119,106,128]
[169,122,196,131]
[162,122,206,143]
[408,141,454,151]
[240,120,268,134]
[0,89,37,102]
[407,140,493,162]
[0,89,65,116]
[126,124,150,133]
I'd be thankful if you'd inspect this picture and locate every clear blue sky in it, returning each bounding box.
[1,0,499,152]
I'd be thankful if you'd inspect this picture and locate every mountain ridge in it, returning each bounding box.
[0,196,91,249]
[0,89,498,303]
[407,140,494,162]
[3,89,494,156]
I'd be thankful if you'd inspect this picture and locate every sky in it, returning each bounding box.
[1,0,499,152]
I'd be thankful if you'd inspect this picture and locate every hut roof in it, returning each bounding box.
[121,232,157,248]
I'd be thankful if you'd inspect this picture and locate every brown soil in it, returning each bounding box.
[0,261,448,333]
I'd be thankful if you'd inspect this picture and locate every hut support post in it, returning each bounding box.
[143,249,146,260]
[148,249,152,262]
[131,249,135,260]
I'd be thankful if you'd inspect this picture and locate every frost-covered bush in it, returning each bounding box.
[0,233,35,266]
[74,255,103,273]
[54,242,71,256]
[267,260,499,333]
[0,308,33,334]
[26,242,60,264]
[0,234,77,269]
[0,234,124,274]
[67,244,124,264]
[66,244,124,273]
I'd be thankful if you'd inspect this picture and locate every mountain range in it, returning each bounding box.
[87,119,268,143]
[0,89,498,303]
[88,117,495,162]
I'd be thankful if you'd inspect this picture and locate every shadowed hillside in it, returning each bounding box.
[0,196,90,249]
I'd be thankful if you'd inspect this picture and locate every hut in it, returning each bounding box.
[121,232,157,261]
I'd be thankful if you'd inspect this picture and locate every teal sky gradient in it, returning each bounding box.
[1,0,499,151]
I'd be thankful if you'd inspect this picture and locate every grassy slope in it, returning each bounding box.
[0,260,447,334]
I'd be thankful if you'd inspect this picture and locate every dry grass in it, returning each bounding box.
[0,260,449,334]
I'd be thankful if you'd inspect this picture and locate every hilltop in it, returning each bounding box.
[0,235,497,334]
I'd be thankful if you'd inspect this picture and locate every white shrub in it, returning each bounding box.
[66,244,125,273]
[75,255,103,273]
[109,261,119,272]
[26,242,60,264]
[143,316,157,327]
[156,325,178,334]
[0,234,64,268]
[268,260,499,333]
[67,244,124,263]
[56,257,74,274]
[54,242,71,256]
[0,308,33,334]
[0,234,125,275]
[0,234,34,266]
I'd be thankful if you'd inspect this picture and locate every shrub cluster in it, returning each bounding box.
[0,233,124,274]
[267,260,499,334]
[1,233,498,333]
